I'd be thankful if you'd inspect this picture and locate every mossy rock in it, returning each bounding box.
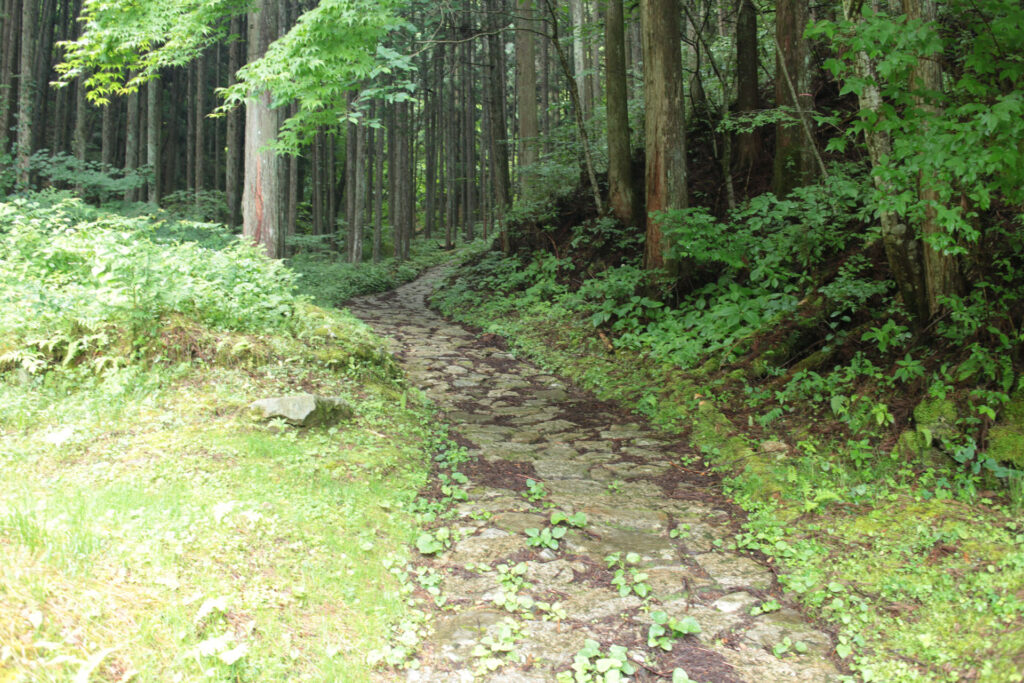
[892,429,950,470]
[1001,389,1024,423]
[912,397,958,442]
[986,425,1024,469]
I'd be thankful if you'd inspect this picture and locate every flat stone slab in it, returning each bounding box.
[695,552,774,591]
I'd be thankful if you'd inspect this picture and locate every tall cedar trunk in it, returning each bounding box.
[461,28,476,241]
[628,11,643,101]
[124,87,139,201]
[444,46,457,249]
[314,129,324,234]
[735,0,760,171]
[72,75,86,161]
[16,0,37,186]
[349,123,366,263]
[486,3,511,250]
[373,101,384,262]
[773,0,817,195]
[515,0,540,195]
[842,0,927,320]
[904,0,961,316]
[0,0,19,164]
[539,10,550,151]
[195,52,205,202]
[286,103,298,242]
[147,78,160,204]
[33,0,56,156]
[423,57,438,240]
[588,0,602,110]
[570,0,590,119]
[226,15,244,227]
[242,0,281,258]
[605,0,637,226]
[641,0,687,271]
[186,65,195,189]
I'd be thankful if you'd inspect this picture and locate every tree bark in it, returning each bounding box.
[772,0,817,196]
[242,0,281,258]
[0,0,19,165]
[16,0,38,186]
[226,15,244,226]
[515,0,540,195]
[570,0,591,119]
[843,0,927,320]
[147,78,160,204]
[904,0,961,316]
[124,87,139,201]
[605,0,637,226]
[641,0,687,271]
[735,0,760,172]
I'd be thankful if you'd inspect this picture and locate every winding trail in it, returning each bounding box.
[349,268,840,682]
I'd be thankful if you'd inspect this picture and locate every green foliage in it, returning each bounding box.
[558,640,636,683]
[288,238,455,306]
[809,0,1024,251]
[0,194,306,377]
[28,152,150,204]
[647,610,700,651]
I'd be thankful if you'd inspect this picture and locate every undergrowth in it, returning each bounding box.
[0,193,441,680]
[431,165,1024,681]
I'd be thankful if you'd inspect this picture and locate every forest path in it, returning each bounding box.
[348,268,840,682]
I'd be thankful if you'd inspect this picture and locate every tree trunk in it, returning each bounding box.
[147,78,160,204]
[904,0,961,316]
[605,0,637,226]
[515,0,540,195]
[0,0,19,166]
[772,0,817,196]
[16,0,38,186]
[735,0,760,172]
[570,0,590,119]
[124,87,139,201]
[373,101,384,262]
[843,0,927,320]
[242,0,281,258]
[226,15,244,227]
[195,52,205,202]
[641,0,687,271]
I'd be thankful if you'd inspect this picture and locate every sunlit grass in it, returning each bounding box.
[0,316,433,681]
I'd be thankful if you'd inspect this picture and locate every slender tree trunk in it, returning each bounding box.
[16,0,38,186]
[641,0,687,271]
[570,0,591,119]
[373,101,384,262]
[124,87,140,201]
[147,78,160,204]
[194,52,205,202]
[242,0,281,258]
[72,76,86,161]
[605,0,637,226]
[735,0,760,171]
[842,0,927,320]
[515,0,540,196]
[0,0,19,164]
[226,15,244,226]
[904,0,960,316]
[486,5,511,250]
[772,0,817,195]
[588,0,602,110]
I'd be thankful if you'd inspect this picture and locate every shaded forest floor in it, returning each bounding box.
[431,244,1024,682]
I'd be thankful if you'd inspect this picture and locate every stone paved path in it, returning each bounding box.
[349,269,839,682]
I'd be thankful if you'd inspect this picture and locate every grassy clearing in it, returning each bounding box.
[0,194,442,681]
[432,246,1024,682]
